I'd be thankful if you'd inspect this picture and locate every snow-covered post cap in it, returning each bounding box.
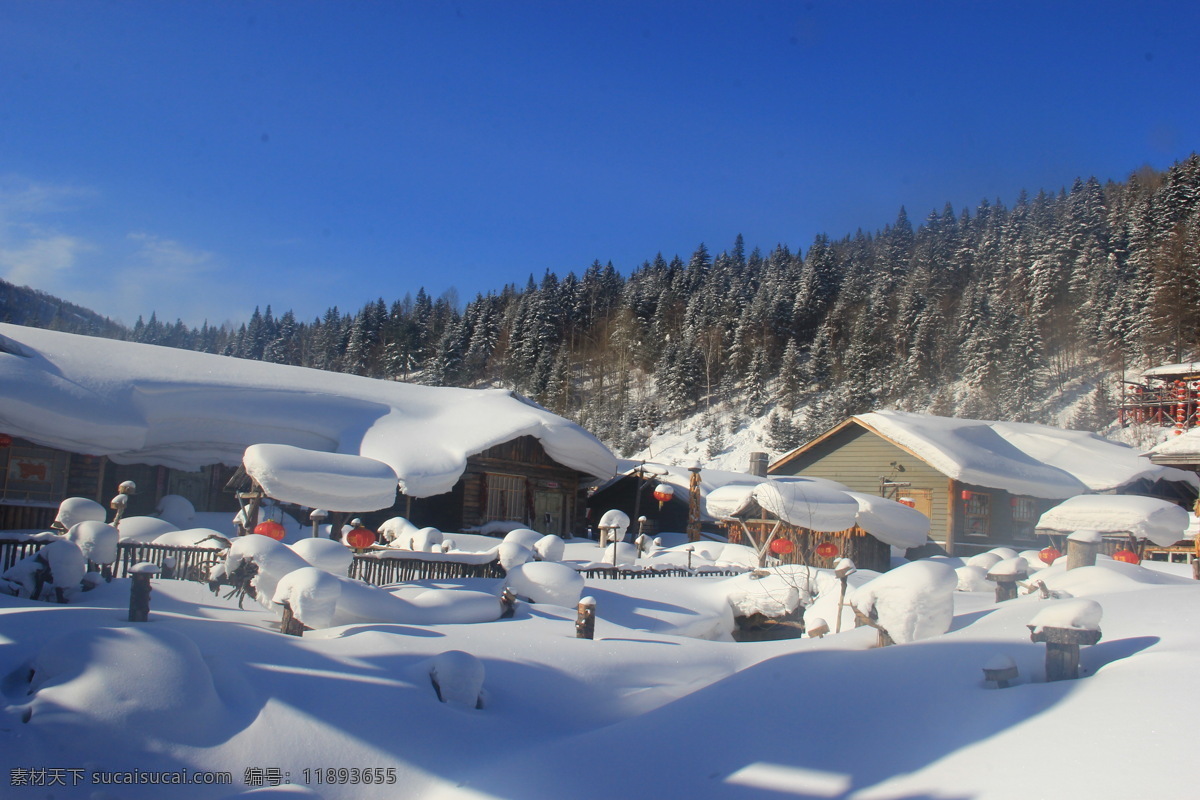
[806,617,830,638]
[834,558,856,579]
[129,562,161,575]
[986,557,1029,603]
[982,654,1019,688]
[1066,529,1104,570]
[1027,599,1103,681]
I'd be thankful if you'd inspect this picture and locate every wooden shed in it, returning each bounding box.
[769,411,1197,556]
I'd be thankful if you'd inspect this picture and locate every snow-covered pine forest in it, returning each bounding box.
[9,155,1200,460]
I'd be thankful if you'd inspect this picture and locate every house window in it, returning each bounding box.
[963,491,990,538]
[1011,496,1039,541]
[1,443,69,506]
[485,473,526,523]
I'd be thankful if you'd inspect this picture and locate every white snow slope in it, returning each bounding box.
[0,541,1197,799]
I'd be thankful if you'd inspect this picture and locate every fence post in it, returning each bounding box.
[128,563,160,622]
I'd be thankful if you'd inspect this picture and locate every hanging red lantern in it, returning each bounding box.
[898,497,916,508]
[0,433,11,448]
[769,538,795,555]
[1039,546,1062,565]
[960,490,973,501]
[652,483,675,509]
[1112,549,1140,564]
[253,520,286,541]
[815,541,840,559]
[345,527,376,550]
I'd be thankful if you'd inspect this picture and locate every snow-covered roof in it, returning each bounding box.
[1141,361,1200,380]
[242,444,399,512]
[0,323,617,498]
[1147,427,1200,464]
[852,410,1197,499]
[1035,494,1189,546]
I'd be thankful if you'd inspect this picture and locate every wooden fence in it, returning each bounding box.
[349,554,505,583]
[576,566,747,579]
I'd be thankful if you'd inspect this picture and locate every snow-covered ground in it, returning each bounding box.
[1,535,1197,799]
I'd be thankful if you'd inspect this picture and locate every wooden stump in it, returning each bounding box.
[1067,538,1099,570]
[280,601,306,637]
[128,564,160,622]
[991,575,1025,602]
[1028,625,1102,681]
[500,587,517,619]
[575,597,596,640]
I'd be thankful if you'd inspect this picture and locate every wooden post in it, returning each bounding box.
[128,563,160,622]
[1028,625,1102,681]
[280,600,306,637]
[834,560,855,633]
[575,596,596,639]
[161,555,176,581]
[686,463,702,542]
[982,655,1019,688]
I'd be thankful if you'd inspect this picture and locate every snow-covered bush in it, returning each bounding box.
[498,541,534,572]
[52,497,107,531]
[272,567,343,629]
[597,509,630,543]
[115,516,179,542]
[502,528,543,550]
[378,516,420,545]
[1,539,86,600]
[427,650,485,710]
[534,534,565,562]
[153,528,231,548]
[412,527,445,552]
[601,542,638,566]
[852,560,957,644]
[289,538,353,575]
[505,561,585,607]
[154,494,196,528]
[955,565,991,592]
[66,520,119,565]
[966,552,1002,571]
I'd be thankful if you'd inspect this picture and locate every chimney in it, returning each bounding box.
[749,452,768,477]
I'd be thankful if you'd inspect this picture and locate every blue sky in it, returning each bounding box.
[1,1,1198,328]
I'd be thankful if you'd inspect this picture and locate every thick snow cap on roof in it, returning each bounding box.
[243,444,399,512]
[1036,494,1189,547]
[857,410,1196,499]
[705,480,927,548]
[0,324,617,498]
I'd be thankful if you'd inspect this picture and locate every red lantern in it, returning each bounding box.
[0,433,11,448]
[1112,549,1140,564]
[960,490,972,501]
[899,497,916,508]
[253,520,286,541]
[815,541,840,559]
[652,483,675,509]
[769,538,795,555]
[1039,547,1062,565]
[345,527,376,549]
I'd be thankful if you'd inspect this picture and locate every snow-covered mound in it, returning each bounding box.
[66,520,119,565]
[505,562,585,607]
[244,443,400,512]
[851,559,957,643]
[21,626,230,744]
[0,323,617,497]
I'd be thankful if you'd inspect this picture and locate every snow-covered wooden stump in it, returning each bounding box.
[986,557,1028,602]
[575,596,596,639]
[128,563,160,622]
[1028,599,1103,681]
[1067,530,1103,570]
[280,601,306,637]
[982,655,1019,688]
[500,587,517,619]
